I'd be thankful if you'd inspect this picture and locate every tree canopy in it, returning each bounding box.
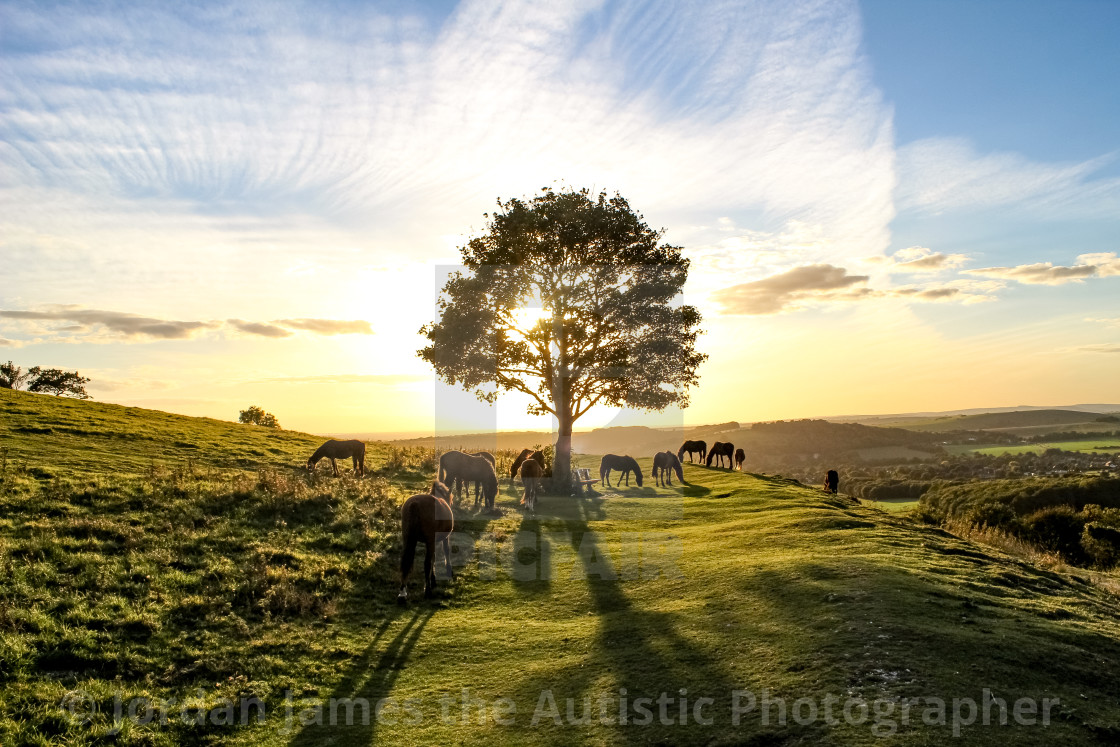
[26,367,91,398]
[238,405,281,429]
[0,361,29,390]
[419,187,705,487]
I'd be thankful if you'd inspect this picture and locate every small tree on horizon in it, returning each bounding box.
[26,367,91,398]
[419,187,706,490]
[0,361,30,390]
[239,405,281,429]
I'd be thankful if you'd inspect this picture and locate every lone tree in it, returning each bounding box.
[420,188,705,491]
[0,361,29,390]
[239,405,281,428]
[26,367,91,398]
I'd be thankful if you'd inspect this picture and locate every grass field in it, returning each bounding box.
[3,389,1120,745]
[969,440,1120,457]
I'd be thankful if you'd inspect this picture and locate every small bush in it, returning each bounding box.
[1021,506,1088,565]
[1082,522,1120,569]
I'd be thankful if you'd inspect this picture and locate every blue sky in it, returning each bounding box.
[1,0,1117,432]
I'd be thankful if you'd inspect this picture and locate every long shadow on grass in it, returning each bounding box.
[288,607,434,747]
[510,499,811,745]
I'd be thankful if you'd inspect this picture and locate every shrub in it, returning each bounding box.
[1021,506,1089,565]
[1082,523,1120,569]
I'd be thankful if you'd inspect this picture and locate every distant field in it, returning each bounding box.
[970,440,1120,457]
[861,497,919,513]
[899,409,1112,434]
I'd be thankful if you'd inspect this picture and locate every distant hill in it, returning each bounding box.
[385,419,943,463]
[890,409,1115,434]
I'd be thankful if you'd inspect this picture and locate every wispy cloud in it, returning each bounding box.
[712,264,996,314]
[867,246,969,273]
[896,137,1120,216]
[1079,344,1120,354]
[227,320,292,338]
[964,252,1120,285]
[250,373,427,385]
[0,307,216,339]
[0,306,373,342]
[274,319,373,335]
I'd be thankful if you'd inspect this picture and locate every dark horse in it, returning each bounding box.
[824,470,839,494]
[509,448,545,478]
[306,439,366,476]
[706,441,734,468]
[651,451,684,487]
[398,481,454,602]
[438,450,498,508]
[677,440,707,463]
[519,458,544,512]
[600,454,643,487]
[734,448,745,471]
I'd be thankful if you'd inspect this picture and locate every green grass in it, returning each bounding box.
[970,440,1120,457]
[2,389,1120,745]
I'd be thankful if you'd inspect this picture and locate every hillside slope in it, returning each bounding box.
[1,391,1119,745]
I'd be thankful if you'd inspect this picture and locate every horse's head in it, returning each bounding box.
[305,458,315,472]
[431,481,451,501]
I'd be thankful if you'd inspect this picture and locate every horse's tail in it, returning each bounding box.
[650,459,658,478]
[400,499,421,578]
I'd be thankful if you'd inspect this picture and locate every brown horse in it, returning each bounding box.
[306,439,366,476]
[519,458,544,512]
[600,454,643,487]
[734,448,745,471]
[651,451,684,487]
[398,481,454,602]
[677,440,707,463]
[438,450,498,508]
[468,451,496,507]
[509,448,545,478]
[705,441,734,468]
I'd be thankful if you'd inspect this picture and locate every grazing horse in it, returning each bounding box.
[438,450,498,508]
[824,470,839,494]
[509,448,545,479]
[468,451,496,506]
[306,439,366,477]
[519,458,544,512]
[599,454,643,488]
[651,451,684,487]
[705,441,735,468]
[397,481,454,602]
[734,448,745,471]
[677,440,707,464]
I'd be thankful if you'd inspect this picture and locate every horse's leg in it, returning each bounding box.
[423,539,437,598]
[442,534,453,581]
[398,536,416,603]
[330,458,339,477]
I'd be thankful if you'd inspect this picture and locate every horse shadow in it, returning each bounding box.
[288,607,434,747]
[509,499,770,741]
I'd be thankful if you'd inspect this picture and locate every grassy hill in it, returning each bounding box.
[2,389,1120,745]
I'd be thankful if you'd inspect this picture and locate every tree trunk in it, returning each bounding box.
[554,408,574,494]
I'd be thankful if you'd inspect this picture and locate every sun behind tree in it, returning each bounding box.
[419,187,706,491]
